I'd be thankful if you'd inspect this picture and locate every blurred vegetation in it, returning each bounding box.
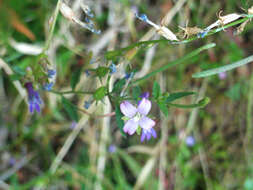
[0,0,253,189]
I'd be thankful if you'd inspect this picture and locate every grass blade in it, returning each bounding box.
[192,55,253,78]
[133,43,216,84]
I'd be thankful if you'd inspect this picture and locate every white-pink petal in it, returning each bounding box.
[139,116,155,130]
[123,119,138,135]
[137,98,151,115]
[120,101,137,118]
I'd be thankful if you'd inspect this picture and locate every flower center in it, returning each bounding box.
[133,112,141,122]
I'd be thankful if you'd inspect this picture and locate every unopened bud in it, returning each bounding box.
[60,2,74,21]
[157,26,179,41]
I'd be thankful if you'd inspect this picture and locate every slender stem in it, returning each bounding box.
[132,43,215,84]
[172,17,250,45]
[50,90,94,95]
[43,0,61,53]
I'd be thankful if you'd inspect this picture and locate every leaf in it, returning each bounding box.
[134,43,216,83]
[10,74,23,81]
[61,96,79,122]
[192,54,253,78]
[225,83,241,101]
[96,67,109,78]
[70,69,81,90]
[132,86,141,101]
[117,149,141,177]
[158,100,169,116]
[152,81,161,99]
[168,97,210,109]
[166,92,196,103]
[105,39,168,60]
[112,78,126,94]
[93,86,107,101]
[115,106,126,137]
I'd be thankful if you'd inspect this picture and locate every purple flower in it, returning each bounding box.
[186,136,195,147]
[9,157,16,166]
[47,69,56,78]
[70,121,77,129]
[43,82,54,91]
[218,72,227,80]
[120,98,156,137]
[109,63,116,74]
[140,92,149,99]
[84,100,91,109]
[125,72,134,80]
[85,70,91,77]
[108,144,117,153]
[141,128,157,142]
[25,82,42,114]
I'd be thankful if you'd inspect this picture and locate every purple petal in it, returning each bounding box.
[146,132,151,140]
[140,92,149,99]
[139,116,155,130]
[141,132,146,142]
[151,128,157,138]
[29,103,34,113]
[35,103,41,113]
[120,101,137,118]
[137,98,151,115]
[123,119,138,135]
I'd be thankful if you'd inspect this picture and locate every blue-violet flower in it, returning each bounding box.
[47,69,56,78]
[120,97,156,141]
[25,82,42,114]
[186,136,195,147]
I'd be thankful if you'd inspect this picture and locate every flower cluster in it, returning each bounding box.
[25,82,42,114]
[120,93,156,142]
[43,69,56,91]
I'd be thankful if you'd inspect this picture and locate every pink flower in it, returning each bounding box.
[120,97,156,141]
[218,72,227,80]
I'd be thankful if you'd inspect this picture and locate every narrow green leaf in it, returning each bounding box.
[10,74,23,81]
[132,86,141,101]
[115,106,126,137]
[168,97,210,109]
[117,149,141,177]
[105,39,169,60]
[192,55,253,78]
[225,83,241,101]
[134,43,216,83]
[61,96,79,122]
[152,81,161,99]
[112,78,126,94]
[70,69,81,90]
[166,92,196,103]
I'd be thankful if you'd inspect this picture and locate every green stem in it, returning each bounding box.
[43,0,61,53]
[50,90,94,95]
[172,16,250,45]
[247,74,253,141]
[132,43,216,84]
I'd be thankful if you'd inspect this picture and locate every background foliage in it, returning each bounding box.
[0,0,253,189]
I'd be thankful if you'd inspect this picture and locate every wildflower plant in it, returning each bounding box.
[3,1,253,142]
[2,0,253,189]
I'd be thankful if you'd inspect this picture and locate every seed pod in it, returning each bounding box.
[248,6,253,14]
[235,19,249,35]
[157,26,179,41]
[179,26,203,39]
[218,11,242,25]
[60,2,75,21]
